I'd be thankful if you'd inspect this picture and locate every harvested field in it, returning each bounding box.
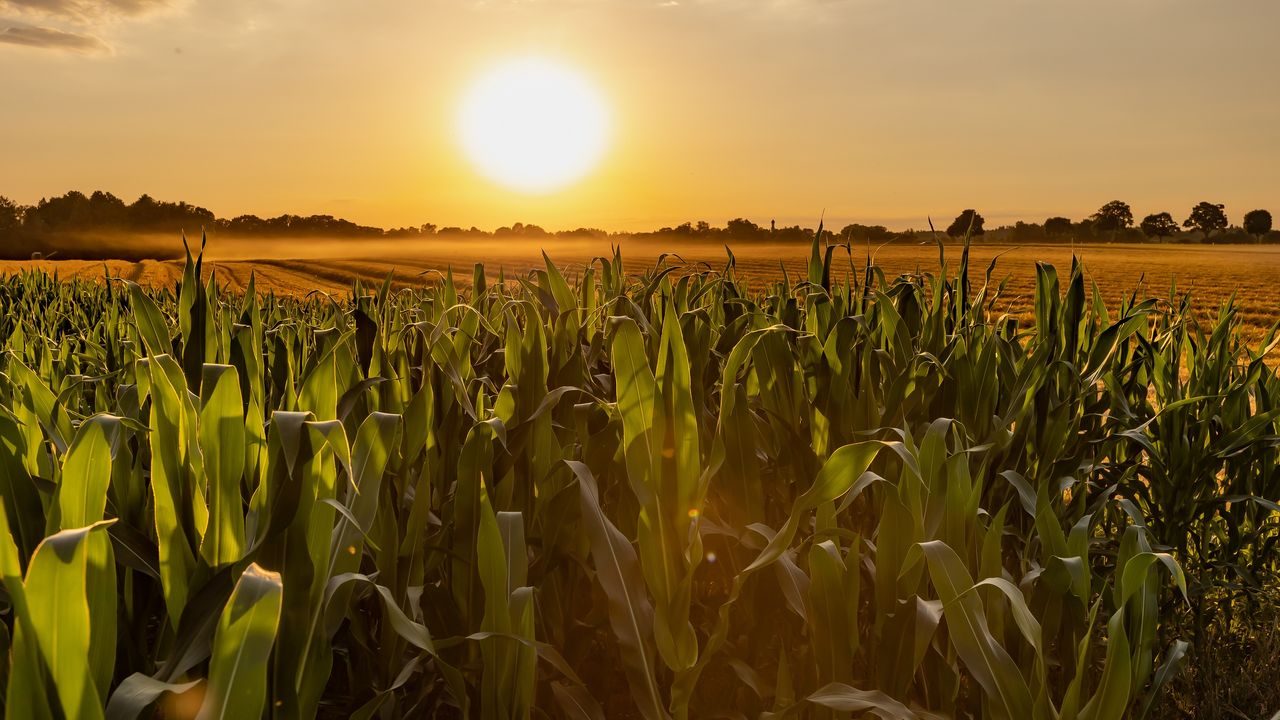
[4,239,1277,339]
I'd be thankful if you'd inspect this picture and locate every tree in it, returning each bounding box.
[31,191,92,229]
[1183,202,1228,239]
[725,218,764,240]
[1243,209,1272,242]
[840,223,892,243]
[1010,221,1046,242]
[1044,216,1072,239]
[1091,201,1134,235]
[0,196,21,232]
[946,209,985,238]
[1139,212,1179,242]
[88,190,127,227]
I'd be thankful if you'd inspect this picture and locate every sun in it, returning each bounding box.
[458,58,611,194]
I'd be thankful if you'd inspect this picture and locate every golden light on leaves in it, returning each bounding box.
[159,682,205,719]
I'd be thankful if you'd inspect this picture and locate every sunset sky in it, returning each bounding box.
[2,0,1278,232]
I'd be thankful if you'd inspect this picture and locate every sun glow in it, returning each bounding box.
[458,58,611,194]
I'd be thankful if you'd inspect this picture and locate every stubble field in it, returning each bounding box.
[4,239,1278,340]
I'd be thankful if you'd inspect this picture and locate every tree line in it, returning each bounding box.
[940,200,1275,244]
[2,191,1276,259]
[0,191,396,239]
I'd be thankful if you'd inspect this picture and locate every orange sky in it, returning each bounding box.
[1,0,1278,231]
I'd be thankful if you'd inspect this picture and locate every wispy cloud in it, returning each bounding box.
[0,22,107,51]
[0,0,174,21]
[0,0,179,52]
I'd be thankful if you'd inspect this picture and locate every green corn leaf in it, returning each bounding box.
[196,563,284,720]
[566,460,669,720]
[105,676,202,720]
[55,413,120,529]
[199,364,247,567]
[21,521,117,720]
[920,540,1032,720]
[1077,609,1132,720]
[764,682,920,720]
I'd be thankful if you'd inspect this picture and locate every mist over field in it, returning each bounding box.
[7,233,1280,347]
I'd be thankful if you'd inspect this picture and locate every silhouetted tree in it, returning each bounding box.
[555,227,608,239]
[1243,209,1273,242]
[1010,221,1046,242]
[1183,202,1228,239]
[840,223,892,243]
[725,218,765,240]
[1139,212,1179,242]
[946,210,985,238]
[773,224,814,244]
[226,214,267,234]
[1073,218,1098,240]
[33,191,93,229]
[385,223,437,237]
[88,191,127,227]
[502,222,548,237]
[1043,216,1072,239]
[1091,201,1134,238]
[126,194,160,227]
[0,196,21,232]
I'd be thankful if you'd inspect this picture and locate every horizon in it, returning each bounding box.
[3,1,1278,232]
[2,186,1271,238]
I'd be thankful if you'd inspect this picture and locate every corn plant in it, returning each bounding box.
[0,231,1270,719]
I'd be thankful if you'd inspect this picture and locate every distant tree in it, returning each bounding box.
[840,223,892,243]
[1043,216,1072,239]
[555,227,608,239]
[774,224,812,244]
[32,191,92,229]
[502,222,547,238]
[1073,218,1098,240]
[1183,202,1228,239]
[226,214,267,234]
[1139,212,1179,242]
[1010,221,1045,242]
[88,191,127,227]
[725,218,764,240]
[0,196,21,232]
[1091,201,1134,238]
[946,209,985,238]
[1243,209,1273,242]
[126,194,160,227]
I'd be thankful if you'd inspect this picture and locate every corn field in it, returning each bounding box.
[0,234,1276,719]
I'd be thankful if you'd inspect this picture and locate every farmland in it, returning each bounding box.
[0,236,1277,719]
[6,239,1280,332]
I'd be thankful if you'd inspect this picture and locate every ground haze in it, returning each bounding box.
[5,239,1278,339]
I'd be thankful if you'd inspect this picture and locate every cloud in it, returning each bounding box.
[0,22,107,51]
[0,0,178,52]
[0,0,173,21]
